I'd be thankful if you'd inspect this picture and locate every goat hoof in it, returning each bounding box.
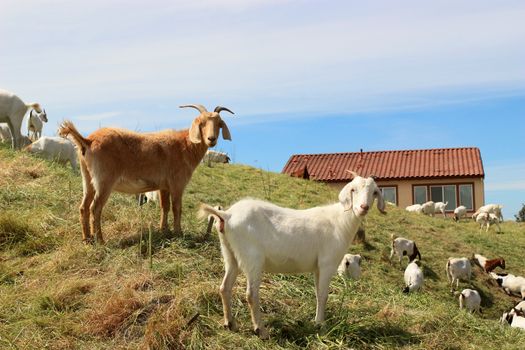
[82,238,94,245]
[254,327,269,339]
[223,320,237,331]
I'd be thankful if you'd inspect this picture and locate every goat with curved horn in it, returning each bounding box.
[214,106,235,115]
[179,104,208,113]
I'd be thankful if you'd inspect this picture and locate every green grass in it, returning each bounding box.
[1,142,525,349]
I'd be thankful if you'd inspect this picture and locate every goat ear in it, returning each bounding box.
[338,183,353,211]
[189,118,202,144]
[220,120,232,141]
[376,188,387,214]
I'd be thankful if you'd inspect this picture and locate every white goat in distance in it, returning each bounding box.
[199,171,386,339]
[0,89,46,149]
[27,109,48,141]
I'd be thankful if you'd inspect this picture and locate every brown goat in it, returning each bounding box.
[484,258,506,273]
[58,104,234,244]
[473,253,506,273]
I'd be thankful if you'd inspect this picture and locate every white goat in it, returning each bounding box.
[390,234,421,265]
[476,212,501,233]
[490,272,525,299]
[1,125,30,146]
[27,109,47,141]
[0,124,12,143]
[25,136,78,170]
[138,191,159,205]
[453,206,467,222]
[472,204,503,221]
[501,304,525,329]
[0,89,46,149]
[458,289,481,313]
[337,254,361,280]
[421,201,435,216]
[434,201,448,218]
[403,260,424,293]
[446,257,472,292]
[198,172,386,339]
[203,149,230,164]
[405,204,423,214]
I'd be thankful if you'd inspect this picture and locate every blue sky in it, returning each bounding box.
[1,0,524,219]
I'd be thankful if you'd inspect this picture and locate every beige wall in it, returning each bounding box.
[327,177,484,214]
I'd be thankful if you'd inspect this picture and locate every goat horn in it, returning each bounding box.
[214,106,235,115]
[179,104,208,113]
[346,170,359,178]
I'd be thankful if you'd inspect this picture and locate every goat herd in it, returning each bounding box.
[1,89,523,339]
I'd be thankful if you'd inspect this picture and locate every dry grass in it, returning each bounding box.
[1,143,525,349]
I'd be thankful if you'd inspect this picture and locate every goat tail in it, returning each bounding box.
[58,120,91,156]
[414,243,422,261]
[446,258,452,283]
[25,102,42,113]
[198,203,231,224]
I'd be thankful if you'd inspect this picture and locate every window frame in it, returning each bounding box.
[413,185,428,205]
[411,182,476,212]
[379,185,398,206]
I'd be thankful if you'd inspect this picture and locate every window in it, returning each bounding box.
[430,186,443,202]
[430,185,457,211]
[380,187,397,205]
[414,186,427,204]
[413,183,476,211]
[443,185,457,210]
[459,184,473,210]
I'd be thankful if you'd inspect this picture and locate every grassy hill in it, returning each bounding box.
[1,143,525,350]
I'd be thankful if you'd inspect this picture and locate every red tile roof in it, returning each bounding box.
[282,147,484,182]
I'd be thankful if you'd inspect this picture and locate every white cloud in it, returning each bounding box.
[1,0,524,118]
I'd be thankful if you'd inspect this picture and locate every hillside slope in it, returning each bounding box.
[1,143,525,350]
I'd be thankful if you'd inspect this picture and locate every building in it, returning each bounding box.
[282,147,485,214]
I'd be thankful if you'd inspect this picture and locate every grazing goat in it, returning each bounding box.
[446,257,472,292]
[501,305,525,329]
[434,201,448,218]
[421,201,435,216]
[198,171,386,339]
[1,126,31,147]
[25,136,78,170]
[490,272,525,299]
[458,289,481,313]
[27,109,47,141]
[58,104,234,244]
[138,191,159,206]
[472,204,503,221]
[473,254,505,273]
[202,149,230,164]
[405,204,423,214]
[0,89,46,149]
[403,260,424,293]
[337,254,361,280]
[0,124,12,143]
[390,234,421,265]
[476,212,501,233]
[453,205,467,222]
